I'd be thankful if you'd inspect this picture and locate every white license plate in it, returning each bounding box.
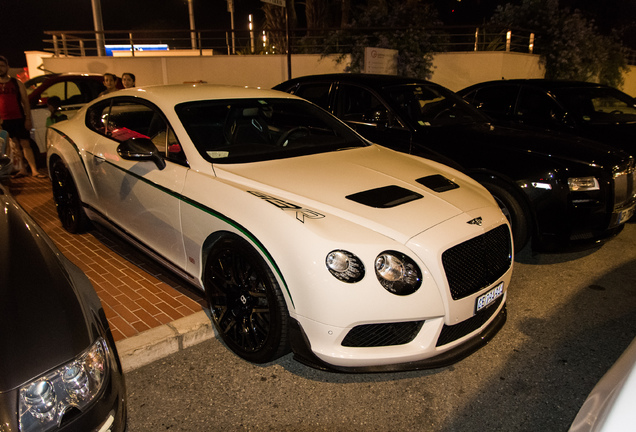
[617,205,635,225]
[475,282,504,312]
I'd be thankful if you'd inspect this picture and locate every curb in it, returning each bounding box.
[115,310,216,372]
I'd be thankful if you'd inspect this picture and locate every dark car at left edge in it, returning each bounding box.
[0,183,126,431]
[274,74,636,253]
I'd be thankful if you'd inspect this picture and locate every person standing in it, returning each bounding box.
[0,55,41,178]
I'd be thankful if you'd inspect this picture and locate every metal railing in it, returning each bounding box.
[42,25,538,58]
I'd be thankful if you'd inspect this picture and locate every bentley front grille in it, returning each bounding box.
[442,224,512,300]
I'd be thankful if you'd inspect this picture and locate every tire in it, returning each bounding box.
[204,235,290,363]
[482,181,530,253]
[50,159,89,234]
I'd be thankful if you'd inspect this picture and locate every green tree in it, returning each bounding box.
[491,0,629,88]
[322,0,445,79]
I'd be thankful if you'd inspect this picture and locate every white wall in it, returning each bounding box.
[623,65,636,97]
[430,51,544,91]
[26,50,636,95]
[30,52,350,89]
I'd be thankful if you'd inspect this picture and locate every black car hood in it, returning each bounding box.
[415,121,630,170]
[0,191,96,392]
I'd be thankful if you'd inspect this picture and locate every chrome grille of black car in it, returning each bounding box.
[341,321,425,347]
[613,161,636,209]
[442,225,512,300]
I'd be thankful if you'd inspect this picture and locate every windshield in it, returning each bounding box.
[553,86,636,124]
[385,84,488,127]
[175,98,366,163]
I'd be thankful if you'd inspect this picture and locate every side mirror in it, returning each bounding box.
[363,107,391,129]
[117,138,166,170]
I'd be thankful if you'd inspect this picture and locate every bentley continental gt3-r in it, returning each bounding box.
[46,84,513,372]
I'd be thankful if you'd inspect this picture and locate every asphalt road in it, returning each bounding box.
[125,221,636,432]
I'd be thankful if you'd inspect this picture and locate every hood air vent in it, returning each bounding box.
[346,186,423,208]
[417,174,459,192]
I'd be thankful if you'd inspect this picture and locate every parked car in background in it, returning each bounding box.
[0,184,126,431]
[47,84,512,372]
[273,74,636,252]
[26,73,105,153]
[457,79,636,157]
[570,337,636,431]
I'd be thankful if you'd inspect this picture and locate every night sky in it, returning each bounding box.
[1,0,633,68]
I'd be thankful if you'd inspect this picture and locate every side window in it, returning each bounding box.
[40,82,66,100]
[88,99,187,165]
[471,85,518,119]
[40,81,82,105]
[516,87,564,123]
[335,84,388,124]
[293,83,332,110]
[86,100,111,134]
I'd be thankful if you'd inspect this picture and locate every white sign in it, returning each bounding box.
[261,0,285,7]
[364,47,398,75]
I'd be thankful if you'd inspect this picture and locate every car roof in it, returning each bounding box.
[462,79,612,91]
[27,72,103,83]
[104,83,302,105]
[276,73,434,89]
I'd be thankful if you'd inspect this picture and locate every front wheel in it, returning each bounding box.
[204,236,290,363]
[50,159,89,234]
[483,181,530,253]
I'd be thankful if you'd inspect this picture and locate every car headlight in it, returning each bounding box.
[19,338,110,432]
[568,176,600,191]
[375,251,422,295]
[326,250,365,283]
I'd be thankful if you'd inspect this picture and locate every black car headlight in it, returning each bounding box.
[19,338,110,432]
[375,251,422,295]
[326,250,365,283]
[568,176,600,191]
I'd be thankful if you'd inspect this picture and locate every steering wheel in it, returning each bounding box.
[610,110,624,115]
[275,126,310,147]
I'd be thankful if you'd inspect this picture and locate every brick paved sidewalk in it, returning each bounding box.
[7,174,207,343]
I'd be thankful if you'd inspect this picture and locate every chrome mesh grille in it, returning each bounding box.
[614,162,636,208]
[442,225,512,300]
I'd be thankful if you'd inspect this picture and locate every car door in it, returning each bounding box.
[332,83,413,154]
[87,97,188,269]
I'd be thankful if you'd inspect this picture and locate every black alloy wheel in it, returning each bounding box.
[50,159,88,234]
[204,235,289,363]
[483,181,530,253]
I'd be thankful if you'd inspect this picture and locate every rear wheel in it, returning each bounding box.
[50,159,89,234]
[204,236,290,363]
[483,181,530,253]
